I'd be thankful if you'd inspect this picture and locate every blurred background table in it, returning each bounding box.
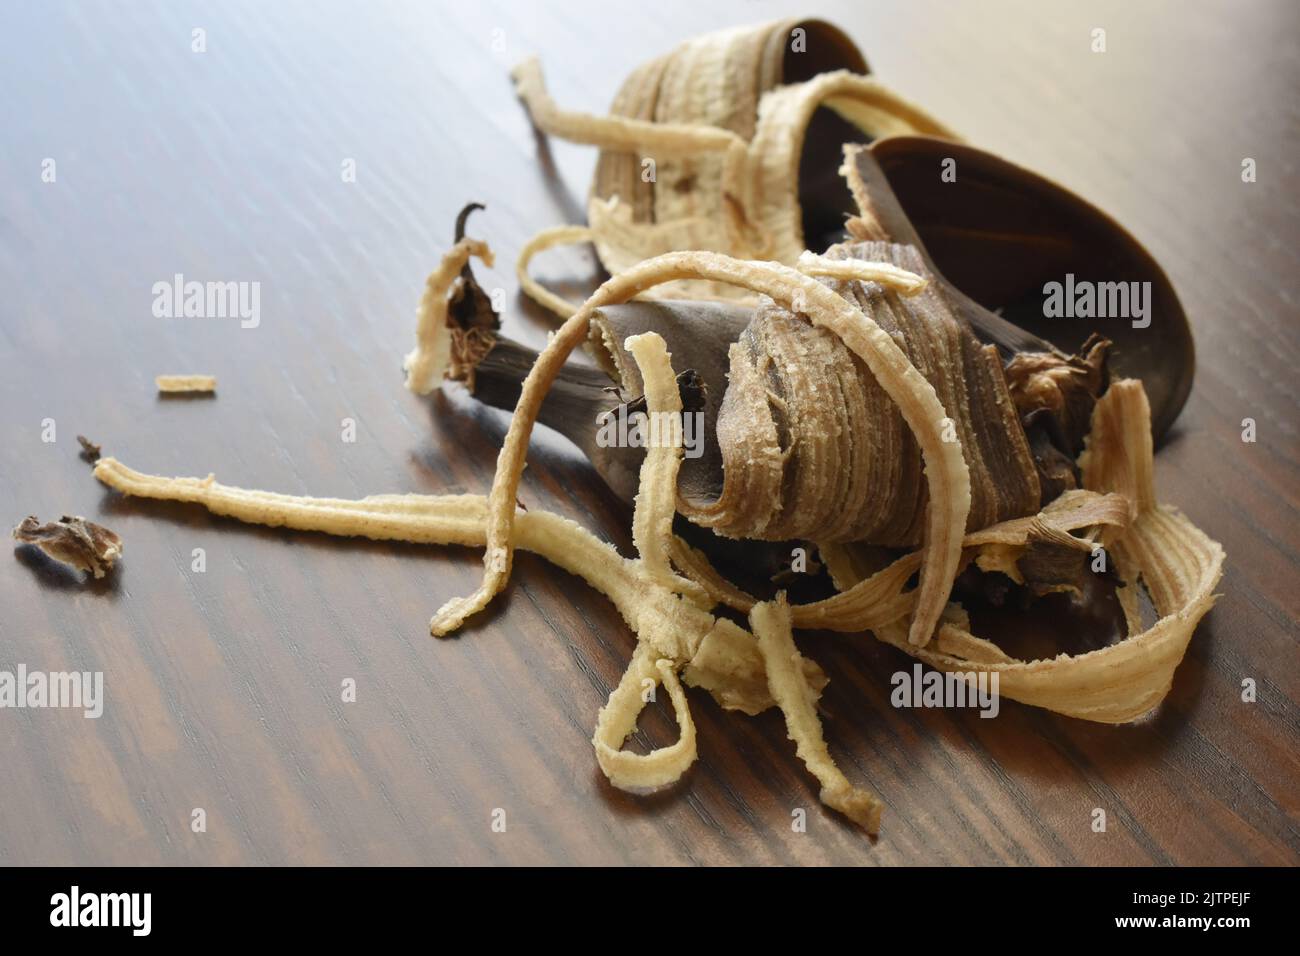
[1,0,1296,865]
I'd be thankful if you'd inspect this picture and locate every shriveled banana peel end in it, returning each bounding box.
[404,229,496,395]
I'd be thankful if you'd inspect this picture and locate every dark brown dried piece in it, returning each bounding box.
[1006,335,1111,501]
[12,515,123,578]
[1005,335,1110,453]
[448,203,500,333]
[443,202,502,390]
[77,435,102,463]
[1014,520,1115,600]
[621,368,707,418]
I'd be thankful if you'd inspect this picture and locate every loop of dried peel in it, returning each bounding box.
[404,237,494,395]
[592,648,698,792]
[745,70,959,265]
[515,224,592,320]
[588,331,709,790]
[669,381,1222,726]
[453,249,970,647]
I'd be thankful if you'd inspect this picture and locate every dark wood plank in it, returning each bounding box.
[0,0,1296,865]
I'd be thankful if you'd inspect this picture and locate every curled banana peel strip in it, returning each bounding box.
[750,595,884,831]
[514,224,592,320]
[744,69,958,266]
[510,57,957,317]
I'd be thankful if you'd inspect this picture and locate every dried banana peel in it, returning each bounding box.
[86,20,1224,838]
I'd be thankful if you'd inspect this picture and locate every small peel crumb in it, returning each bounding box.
[156,375,216,393]
[76,435,102,462]
[13,515,123,578]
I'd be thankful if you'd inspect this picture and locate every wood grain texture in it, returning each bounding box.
[0,0,1296,865]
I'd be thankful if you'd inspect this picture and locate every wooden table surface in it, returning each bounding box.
[1,0,1297,866]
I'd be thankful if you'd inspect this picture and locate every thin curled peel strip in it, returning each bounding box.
[92,453,816,705]
[743,70,959,265]
[515,224,592,320]
[751,595,883,833]
[511,57,755,262]
[795,251,928,296]
[404,237,494,395]
[511,56,748,157]
[448,249,971,647]
[623,333,709,606]
[93,457,700,645]
[669,536,760,614]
